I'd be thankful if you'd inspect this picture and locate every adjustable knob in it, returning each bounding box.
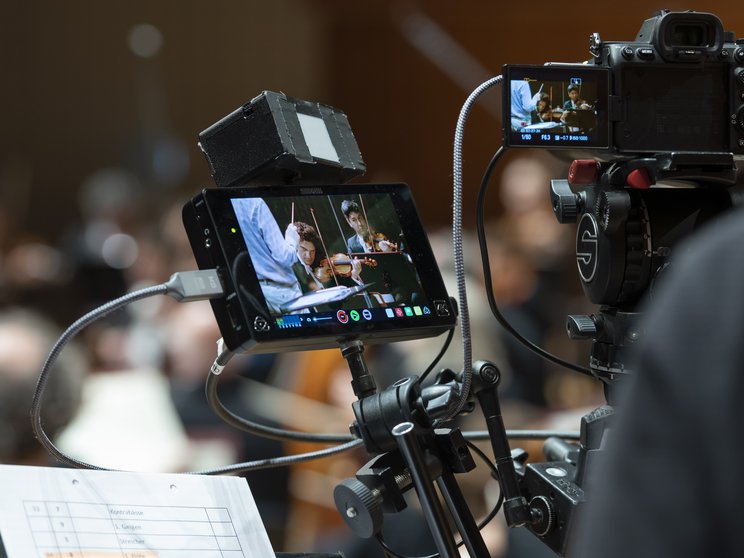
[566,314,598,339]
[568,159,600,185]
[597,190,631,235]
[550,179,581,224]
[529,495,557,537]
[333,478,383,538]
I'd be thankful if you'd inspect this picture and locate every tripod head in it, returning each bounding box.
[551,152,738,392]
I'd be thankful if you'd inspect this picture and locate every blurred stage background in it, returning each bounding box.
[5,1,740,247]
[1,2,742,555]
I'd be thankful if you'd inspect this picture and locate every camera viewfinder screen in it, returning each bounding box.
[221,185,453,338]
[618,65,728,152]
[504,64,610,149]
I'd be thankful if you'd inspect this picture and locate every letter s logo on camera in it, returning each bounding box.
[576,213,598,283]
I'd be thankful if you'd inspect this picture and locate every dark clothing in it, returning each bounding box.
[571,208,744,557]
[347,234,367,254]
[291,260,327,294]
[563,99,585,111]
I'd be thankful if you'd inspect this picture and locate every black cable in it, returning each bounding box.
[466,429,580,441]
[373,440,504,558]
[419,327,455,384]
[466,440,504,528]
[205,365,354,443]
[31,283,170,470]
[31,272,363,474]
[195,439,364,476]
[476,147,592,376]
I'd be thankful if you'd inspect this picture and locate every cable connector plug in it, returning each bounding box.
[165,270,224,302]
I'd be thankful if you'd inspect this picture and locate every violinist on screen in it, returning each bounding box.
[340,199,398,254]
[291,221,363,293]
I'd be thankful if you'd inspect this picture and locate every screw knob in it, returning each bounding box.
[550,179,580,224]
[566,314,598,339]
[333,478,383,539]
[529,495,557,537]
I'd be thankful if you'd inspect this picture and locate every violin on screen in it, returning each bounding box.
[314,253,378,282]
[370,232,398,253]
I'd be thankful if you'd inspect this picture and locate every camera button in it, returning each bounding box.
[253,316,270,332]
[621,46,634,60]
[735,48,744,64]
[636,47,654,60]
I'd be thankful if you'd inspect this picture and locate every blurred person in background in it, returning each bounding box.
[0,307,86,465]
[494,154,599,411]
[161,300,291,548]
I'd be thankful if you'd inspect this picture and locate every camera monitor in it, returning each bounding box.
[183,183,456,354]
[503,64,610,150]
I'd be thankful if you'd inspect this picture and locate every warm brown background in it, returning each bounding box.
[1,1,742,240]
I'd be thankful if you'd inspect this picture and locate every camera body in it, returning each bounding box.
[597,10,744,156]
[504,10,744,159]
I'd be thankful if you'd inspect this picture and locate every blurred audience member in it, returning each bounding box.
[162,300,291,548]
[493,154,599,411]
[497,154,572,270]
[398,227,508,381]
[0,308,86,465]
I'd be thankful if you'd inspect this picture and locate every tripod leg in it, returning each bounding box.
[392,422,459,558]
[437,467,490,558]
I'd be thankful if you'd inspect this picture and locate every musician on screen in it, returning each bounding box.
[562,83,591,112]
[340,200,398,254]
[291,221,363,293]
[533,92,563,124]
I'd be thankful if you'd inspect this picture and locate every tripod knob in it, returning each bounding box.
[566,314,598,339]
[333,478,383,538]
[550,179,581,223]
[529,495,556,536]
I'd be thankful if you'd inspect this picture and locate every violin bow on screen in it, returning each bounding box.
[357,194,374,252]
[310,207,340,286]
[329,195,348,246]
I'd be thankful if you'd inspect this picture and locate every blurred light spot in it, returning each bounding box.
[79,168,141,218]
[5,243,67,284]
[83,220,120,259]
[128,23,163,58]
[152,137,190,186]
[101,233,139,269]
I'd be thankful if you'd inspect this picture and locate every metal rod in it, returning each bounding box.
[392,422,458,558]
[436,467,490,558]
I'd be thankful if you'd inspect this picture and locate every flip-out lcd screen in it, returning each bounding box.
[504,64,610,149]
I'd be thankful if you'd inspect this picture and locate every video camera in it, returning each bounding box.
[179,10,742,558]
[504,10,744,159]
[502,10,744,388]
[492,13,743,555]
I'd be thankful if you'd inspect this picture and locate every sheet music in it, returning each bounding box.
[0,465,275,558]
